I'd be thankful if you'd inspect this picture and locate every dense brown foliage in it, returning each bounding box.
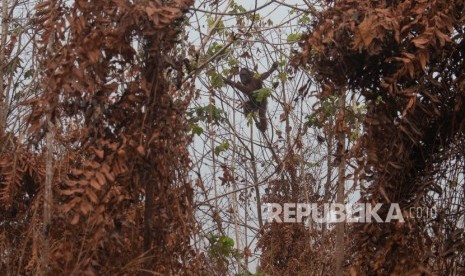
[1,0,200,274]
[299,0,465,274]
[258,176,336,275]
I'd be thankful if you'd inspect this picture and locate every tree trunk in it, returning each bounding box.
[0,0,10,136]
[335,90,346,275]
[42,121,54,275]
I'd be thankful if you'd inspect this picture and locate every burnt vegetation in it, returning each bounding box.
[1,0,465,275]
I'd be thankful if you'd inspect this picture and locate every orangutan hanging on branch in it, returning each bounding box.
[223,62,278,132]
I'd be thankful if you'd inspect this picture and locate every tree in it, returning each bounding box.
[300,0,465,273]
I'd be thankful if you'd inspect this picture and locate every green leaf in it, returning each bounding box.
[253,88,273,103]
[227,58,238,67]
[207,42,224,57]
[305,113,323,128]
[190,104,225,126]
[208,234,235,258]
[215,141,230,156]
[246,112,254,126]
[287,32,302,43]
[24,69,35,79]
[210,72,224,88]
[375,95,385,105]
[207,16,225,35]
[230,2,246,13]
[298,14,311,24]
[349,131,358,141]
[190,124,204,136]
[218,235,234,250]
[278,72,287,82]
[321,96,337,115]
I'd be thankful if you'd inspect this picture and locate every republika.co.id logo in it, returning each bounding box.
[265,203,437,224]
